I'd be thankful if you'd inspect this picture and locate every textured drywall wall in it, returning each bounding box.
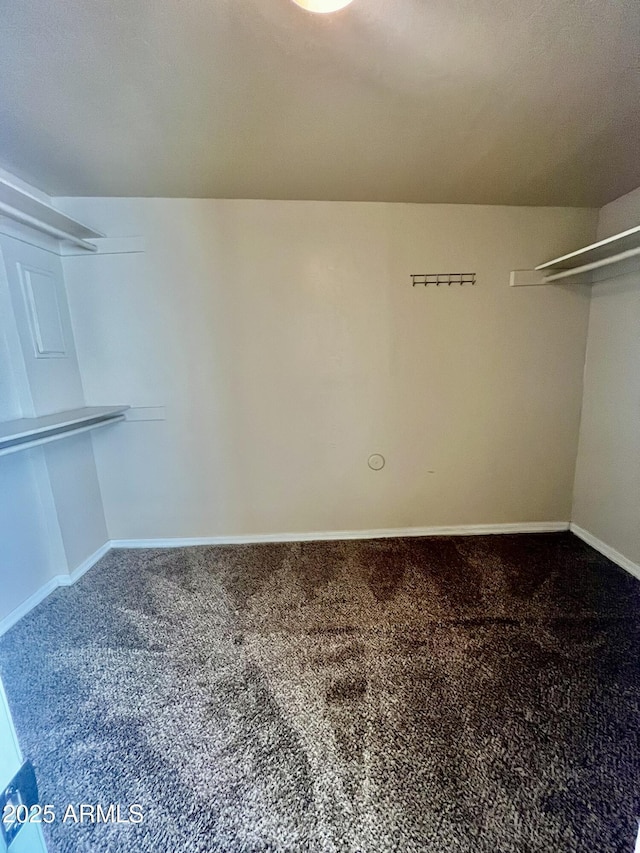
[60,198,597,539]
[572,186,640,565]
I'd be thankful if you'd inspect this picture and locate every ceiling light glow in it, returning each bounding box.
[291,0,354,12]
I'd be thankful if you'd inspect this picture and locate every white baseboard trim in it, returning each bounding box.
[58,541,112,587]
[0,522,570,637]
[569,523,640,581]
[0,541,112,637]
[110,521,569,549]
[8,523,639,637]
[0,576,61,638]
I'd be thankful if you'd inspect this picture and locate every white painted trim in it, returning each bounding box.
[0,522,571,636]
[0,577,60,637]
[0,220,77,256]
[0,168,52,205]
[569,524,640,581]
[0,676,24,767]
[59,541,112,586]
[510,269,550,287]
[0,413,127,458]
[110,521,569,549]
[535,224,640,270]
[0,541,111,636]
[60,236,144,256]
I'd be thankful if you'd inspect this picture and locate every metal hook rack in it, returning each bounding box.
[411,272,476,287]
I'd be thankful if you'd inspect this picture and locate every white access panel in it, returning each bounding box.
[18,264,66,358]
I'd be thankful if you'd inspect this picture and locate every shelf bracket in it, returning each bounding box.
[509,270,550,287]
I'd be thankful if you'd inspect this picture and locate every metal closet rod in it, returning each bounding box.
[543,246,640,282]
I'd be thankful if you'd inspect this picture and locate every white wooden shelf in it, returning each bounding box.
[511,224,640,286]
[0,179,103,252]
[536,225,640,271]
[0,406,129,458]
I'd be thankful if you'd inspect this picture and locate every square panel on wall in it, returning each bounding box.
[18,263,67,358]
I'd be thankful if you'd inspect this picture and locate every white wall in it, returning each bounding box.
[0,239,64,622]
[59,198,597,539]
[0,444,64,623]
[572,186,640,566]
[0,220,107,626]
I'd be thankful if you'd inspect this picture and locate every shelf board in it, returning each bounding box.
[0,179,104,251]
[0,406,129,457]
[536,224,640,271]
[511,223,640,286]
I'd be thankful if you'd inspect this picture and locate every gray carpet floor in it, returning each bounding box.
[1,532,639,852]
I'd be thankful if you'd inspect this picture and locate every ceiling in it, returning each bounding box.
[1,0,639,205]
